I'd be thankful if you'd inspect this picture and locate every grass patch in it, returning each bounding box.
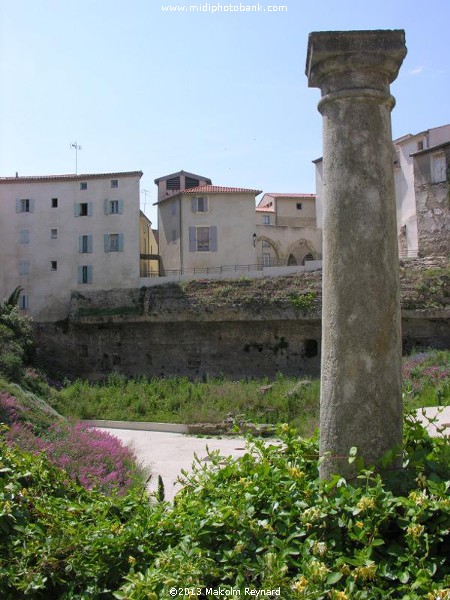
[52,350,450,435]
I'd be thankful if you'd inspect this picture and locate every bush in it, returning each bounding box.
[1,416,449,598]
[0,385,147,495]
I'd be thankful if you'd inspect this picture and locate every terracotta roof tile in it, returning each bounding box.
[182,185,262,195]
[0,171,143,184]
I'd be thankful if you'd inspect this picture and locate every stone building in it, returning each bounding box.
[255,192,321,266]
[0,171,146,320]
[394,125,450,257]
[154,178,262,274]
[314,124,450,258]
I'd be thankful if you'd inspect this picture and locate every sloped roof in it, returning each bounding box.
[0,171,143,184]
[153,170,212,184]
[181,185,262,195]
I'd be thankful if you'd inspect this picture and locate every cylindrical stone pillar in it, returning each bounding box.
[306,30,407,480]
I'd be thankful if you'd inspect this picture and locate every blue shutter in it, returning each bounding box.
[118,200,124,214]
[74,203,79,217]
[104,234,110,252]
[87,202,93,216]
[189,227,196,252]
[118,233,124,252]
[87,266,93,283]
[16,199,21,213]
[78,266,83,283]
[104,199,110,215]
[87,235,93,253]
[78,235,83,253]
[210,226,217,252]
[191,198,197,213]
[29,199,35,213]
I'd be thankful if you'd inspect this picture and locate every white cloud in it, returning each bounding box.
[409,66,426,76]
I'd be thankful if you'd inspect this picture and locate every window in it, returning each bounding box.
[417,141,424,151]
[185,176,199,189]
[50,260,57,271]
[51,198,58,208]
[19,293,29,310]
[191,196,208,213]
[19,261,30,275]
[432,152,447,183]
[105,199,124,214]
[19,229,30,244]
[50,228,58,239]
[263,215,270,225]
[75,202,93,216]
[79,234,93,253]
[171,202,177,216]
[80,182,87,190]
[189,226,217,252]
[296,203,303,210]
[16,198,34,213]
[171,229,177,243]
[78,265,93,284]
[304,339,319,358]
[111,179,118,188]
[166,176,180,191]
[263,253,270,267]
[104,233,124,252]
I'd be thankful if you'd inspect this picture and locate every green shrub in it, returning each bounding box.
[1,416,449,599]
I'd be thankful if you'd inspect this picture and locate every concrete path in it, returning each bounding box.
[96,428,252,501]
[97,406,450,502]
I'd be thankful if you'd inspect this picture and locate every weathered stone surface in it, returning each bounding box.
[307,30,407,479]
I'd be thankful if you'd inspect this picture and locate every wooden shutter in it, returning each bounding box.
[87,202,93,216]
[191,197,197,213]
[104,234,110,252]
[118,200,124,214]
[210,226,217,252]
[118,233,124,252]
[189,227,196,252]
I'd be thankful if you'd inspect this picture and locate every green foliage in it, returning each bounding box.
[289,291,318,311]
[1,418,449,599]
[53,376,321,437]
[0,293,34,383]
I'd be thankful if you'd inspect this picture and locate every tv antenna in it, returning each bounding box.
[141,189,151,213]
[70,141,82,174]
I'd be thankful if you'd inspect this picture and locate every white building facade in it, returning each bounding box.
[0,171,143,321]
[156,183,261,274]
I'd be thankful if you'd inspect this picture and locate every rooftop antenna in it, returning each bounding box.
[141,189,151,213]
[70,141,82,174]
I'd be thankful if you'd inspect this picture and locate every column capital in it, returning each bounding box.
[306,30,407,95]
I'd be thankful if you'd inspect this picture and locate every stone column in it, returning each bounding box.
[306,30,407,480]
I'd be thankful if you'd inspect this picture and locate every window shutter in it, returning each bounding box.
[29,199,35,213]
[16,199,21,213]
[189,227,196,252]
[104,199,110,215]
[87,235,93,253]
[210,226,217,252]
[191,197,197,213]
[118,233,124,252]
[78,235,84,253]
[118,200,124,214]
[87,202,93,216]
[74,203,79,217]
[204,197,209,212]
[78,266,83,283]
[87,266,93,284]
[104,234,110,253]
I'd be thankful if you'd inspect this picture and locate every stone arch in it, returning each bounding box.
[285,239,318,266]
[255,236,282,262]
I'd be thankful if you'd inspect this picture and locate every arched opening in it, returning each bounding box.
[287,254,298,265]
[302,253,314,265]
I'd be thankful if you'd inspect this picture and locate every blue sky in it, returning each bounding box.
[1,0,449,225]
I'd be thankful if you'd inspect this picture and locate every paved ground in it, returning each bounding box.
[97,428,252,501]
[98,406,450,502]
